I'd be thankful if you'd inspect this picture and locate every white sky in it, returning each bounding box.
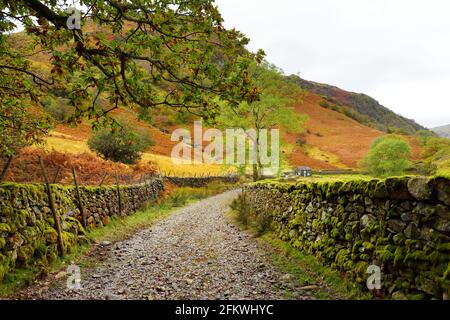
[216,0,450,128]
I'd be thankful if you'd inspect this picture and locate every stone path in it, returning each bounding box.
[14,190,312,300]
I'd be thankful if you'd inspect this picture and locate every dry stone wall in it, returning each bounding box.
[244,176,450,299]
[0,179,164,281]
[165,175,239,187]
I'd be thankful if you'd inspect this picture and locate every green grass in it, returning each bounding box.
[227,209,370,300]
[259,233,371,300]
[0,185,228,298]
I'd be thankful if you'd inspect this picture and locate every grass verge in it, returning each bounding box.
[0,185,229,298]
[227,209,371,300]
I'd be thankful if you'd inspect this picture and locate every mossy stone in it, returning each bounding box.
[407,177,433,201]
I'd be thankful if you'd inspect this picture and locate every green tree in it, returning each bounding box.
[0,32,51,181]
[419,136,450,177]
[359,135,412,177]
[1,1,262,121]
[88,122,153,164]
[217,62,308,180]
[416,129,435,146]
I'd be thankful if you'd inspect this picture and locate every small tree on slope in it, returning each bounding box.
[359,135,412,177]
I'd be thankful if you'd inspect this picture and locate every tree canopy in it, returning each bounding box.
[217,62,308,179]
[359,135,413,177]
[0,0,264,156]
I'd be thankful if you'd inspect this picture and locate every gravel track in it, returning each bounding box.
[15,190,311,300]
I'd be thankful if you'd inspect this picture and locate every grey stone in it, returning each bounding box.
[387,219,406,233]
[434,218,450,233]
[435,179,450,206]
[407,177,433,201]
[404,223,419,239]
[361,214,377,228]
[364,197,373,206]
[416,276,436,295]
[391,291,408,300]
[417,203,435,217]
[436,204,450,220]
[418,227,435,242]
[400,212,418,222]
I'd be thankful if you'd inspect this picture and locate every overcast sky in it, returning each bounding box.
[216,0,450,128]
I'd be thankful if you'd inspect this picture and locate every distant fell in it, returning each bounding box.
[432,124,450,138]
[287,75,426,135]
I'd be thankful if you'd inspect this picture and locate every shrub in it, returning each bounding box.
[420,136,450,176]
[359,135,412,177]
[169,191,189,207]
[230,192,272,234]
[416,130,435,146]
[41,96,74,123]
[88,122,153,164]
[296,135,307,147]
[230,193,251,227]
[255,211,272,236]
[320,101,330,108]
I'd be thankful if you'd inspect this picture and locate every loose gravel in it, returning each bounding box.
[14,190,312,300]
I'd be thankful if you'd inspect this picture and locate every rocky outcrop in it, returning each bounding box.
[243,176,450,299]
[287,75,426,134]
[0,179,164,282]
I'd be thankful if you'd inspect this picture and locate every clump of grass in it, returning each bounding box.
[168,190,189,207]
[230,193,251,227]
[230,193,272,235]
[255,212,273,236]
[260,233,371,300]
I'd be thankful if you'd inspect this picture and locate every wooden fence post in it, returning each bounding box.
[39,157,65,257]
[115,173,122,215]
[72,167,87,228]
[0,155,14,183]
[148,173,156,199]
[129,176,137,212]
[98,173,108,187]
[53,165,62,184]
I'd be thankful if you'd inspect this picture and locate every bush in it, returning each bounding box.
[359,135,412,177]
[420,136,450,176]
[255,211,272,236]
[296,135,307,147]
[41,96,74,123]
[230,193,251,227]
[230,192,272,234]
[88,122,153,164]
[169,191,189,207]
[320,101,330,108]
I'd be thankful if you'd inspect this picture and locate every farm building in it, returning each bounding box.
[294,166,313,177]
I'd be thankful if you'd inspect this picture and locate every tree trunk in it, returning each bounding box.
[252,163,259,182]
[0,156,14,183]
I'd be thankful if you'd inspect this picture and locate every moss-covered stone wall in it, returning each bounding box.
[0,179,164,282]
[244,176,450,299]
[165,175,239,187]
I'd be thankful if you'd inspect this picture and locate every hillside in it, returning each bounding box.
[42,90,421,173]
[3,28,423,176]
[283,93,422,169]
[287,75,426,134]
[432,124,450,138]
